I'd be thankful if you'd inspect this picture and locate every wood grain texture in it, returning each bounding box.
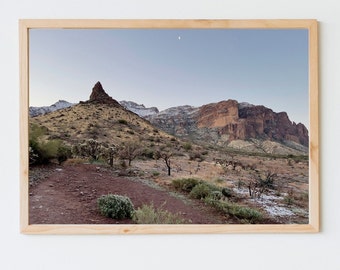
[308,20,320,232]
[19,19,319,234]
[19,20,29,233]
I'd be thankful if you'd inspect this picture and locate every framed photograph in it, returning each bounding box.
[20,19,319,234]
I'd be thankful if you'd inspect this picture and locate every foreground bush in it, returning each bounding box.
[173,178,224,200]
[204,198,263,224]
[189,183,214,199]
[97,194,135,219]
[172,178,200,192]
[132,203,187,224]
[29,124,72,165]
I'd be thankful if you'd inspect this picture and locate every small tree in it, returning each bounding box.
[248,170,277,198]
[154,150,173,176]
[72,139,102,161]
[85,139,101,161]
[107,145,116,167]
[118,141,141,166]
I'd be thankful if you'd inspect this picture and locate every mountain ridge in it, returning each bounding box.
[29,100,75,117]
[29,82,308,154]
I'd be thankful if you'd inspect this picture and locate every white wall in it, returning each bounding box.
[0,1,339,269]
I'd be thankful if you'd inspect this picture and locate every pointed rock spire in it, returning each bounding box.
[88,81,121,106]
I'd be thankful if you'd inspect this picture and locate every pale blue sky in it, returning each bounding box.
[29,28,309,127]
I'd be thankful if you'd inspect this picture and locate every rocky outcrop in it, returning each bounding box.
[146,105,199,136]
[237,106,308,146]
[197,100,239,128]
[88,81,121,107]
[119,100,159,117]
[147,99,309,149]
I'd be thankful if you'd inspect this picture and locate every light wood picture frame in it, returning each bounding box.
[20,19,319,234]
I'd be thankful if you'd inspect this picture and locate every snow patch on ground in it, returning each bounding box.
[233,188,295,217]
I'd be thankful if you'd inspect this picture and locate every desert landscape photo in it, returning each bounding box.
[27,27,310,225]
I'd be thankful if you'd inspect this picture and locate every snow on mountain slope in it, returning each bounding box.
[29,100,75,117]
[119,100,159,117]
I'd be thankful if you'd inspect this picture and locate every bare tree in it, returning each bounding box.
[118,141,141,166]
[248,170,277,199]
[154,150,173,176]
[102,144,116,167]
[73,139,102,160]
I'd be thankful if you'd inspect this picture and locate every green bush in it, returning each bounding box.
[204,198,263,224]
[97,194,135,219]
[221,187,233,198]
[209,190,223,200]
[118,119,128,125]
[172,178,200,192]
[189,183,212,199]
[56,144,72,164]
[228,205,263,224]
[152,171,160,177]
[29,124,72,165]
[142,148,155,159]
[189,181,222,200]
[132,203,187,224]
[183,142,192,151]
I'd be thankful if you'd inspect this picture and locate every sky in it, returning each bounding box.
[29,28,309,127]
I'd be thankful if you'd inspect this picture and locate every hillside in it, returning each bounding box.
[29,82,177,149]
[29,82,310,225]
[146,100,309,155]
[29,81,308,155]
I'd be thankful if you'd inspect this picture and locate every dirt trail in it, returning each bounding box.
[29,163,228,224]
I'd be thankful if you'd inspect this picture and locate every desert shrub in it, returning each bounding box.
[141,148,155,159]
[117,141,141,166]
[152,171,160,177]
[189,151,204,161]
[284,195,294,206]
[118,119,128,125]
[189,183,212,199]
[173,179,222,200]
[132,203,187,224]
[29,124,71,165]
[201,150,209,156]
[183,142,192,151]
[204,198,263,224]
[190,182,222,200]
[204,198,229,213]
[208,190,223,200]
[72,139,104,161]
[97,194,135,219]
[221,187,233,198]
[172,178,200,192]
[228,204,263,224]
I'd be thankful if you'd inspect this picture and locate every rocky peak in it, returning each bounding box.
[88,81,121,106]
[119,100,159,117]
[147,99,309,150]
[198,100,239,128]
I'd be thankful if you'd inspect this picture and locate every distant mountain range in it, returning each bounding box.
[29,100,75,117]
[119,100,159,117]
[29,82,308,154]
[29,98,158,118]
[145,99,308,153]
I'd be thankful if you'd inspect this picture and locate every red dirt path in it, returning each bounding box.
[29,163,229,224]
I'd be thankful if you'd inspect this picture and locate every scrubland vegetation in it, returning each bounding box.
[29,102,309,224]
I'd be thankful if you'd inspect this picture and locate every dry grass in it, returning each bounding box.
[29,102,309,224]
[30,103,175,146]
